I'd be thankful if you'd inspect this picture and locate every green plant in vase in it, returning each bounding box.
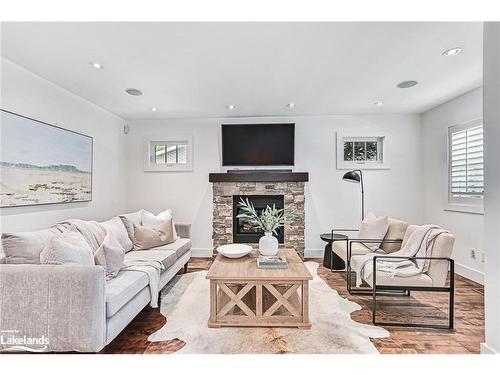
[236,197,299,256]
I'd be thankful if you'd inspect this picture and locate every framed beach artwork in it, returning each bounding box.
[0,110,93,208]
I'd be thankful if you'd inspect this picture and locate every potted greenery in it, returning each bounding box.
[236,197,299,256]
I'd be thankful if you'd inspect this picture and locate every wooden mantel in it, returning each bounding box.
[209,171,309,183]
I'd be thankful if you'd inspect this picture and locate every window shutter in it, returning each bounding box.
[450,125,484,197]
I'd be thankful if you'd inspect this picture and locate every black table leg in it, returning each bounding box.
[331,251,346,271]
[323,242,332,268]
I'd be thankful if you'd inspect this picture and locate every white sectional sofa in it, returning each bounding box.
[0,212,192,352]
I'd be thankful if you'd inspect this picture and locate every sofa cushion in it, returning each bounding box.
[101,216,133,252]
[106,270,149,317]
[380,218,408,254]
[40,230,95,266]
[2,228,61,264]
[124,248,178,270]
[333,241,379,262]
[155,238,192,259]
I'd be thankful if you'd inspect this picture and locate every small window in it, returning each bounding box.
[448,120,484,211]
[343,140,381,162]
[144,135,193,172]
[153,142,188,165]
[337,132,388,169]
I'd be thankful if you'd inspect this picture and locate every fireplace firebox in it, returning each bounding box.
[233,195,285,244]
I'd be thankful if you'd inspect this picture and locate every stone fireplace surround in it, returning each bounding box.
[210,171,308,258]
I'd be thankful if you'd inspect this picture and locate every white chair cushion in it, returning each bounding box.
[364,271,433,288]
[350,255,433,287]
[358,212,389,251]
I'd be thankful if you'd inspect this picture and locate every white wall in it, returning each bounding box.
[125,114,423,256]
[0,58,128,235]
[482,22,500,354]
[422,88,484,283]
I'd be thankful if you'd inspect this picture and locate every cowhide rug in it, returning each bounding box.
[149,262,388,354]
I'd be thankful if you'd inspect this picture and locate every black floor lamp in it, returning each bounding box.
[342,169,365,221]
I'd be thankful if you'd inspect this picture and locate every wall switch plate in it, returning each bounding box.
[470,249,476,259]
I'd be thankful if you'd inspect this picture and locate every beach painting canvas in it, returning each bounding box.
[0,110,93,207]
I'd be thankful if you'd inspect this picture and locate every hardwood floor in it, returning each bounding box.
[101,258,484,354]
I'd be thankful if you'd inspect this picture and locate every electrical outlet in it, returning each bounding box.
[470,249,476,259]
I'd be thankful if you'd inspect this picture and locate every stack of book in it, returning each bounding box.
[257,255,288,269]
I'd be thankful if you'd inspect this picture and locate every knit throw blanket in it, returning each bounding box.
[355,224,447,287]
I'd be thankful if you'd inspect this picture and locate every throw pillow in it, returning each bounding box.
[358,212,389,251]
[142,209,179,239]
[380,218,408,253]
[119,210,144,246]
[2,228,60,264]
[94,234,125,280]
[40,230,95,266]
[133,219,175,251]
[101,216,133,252]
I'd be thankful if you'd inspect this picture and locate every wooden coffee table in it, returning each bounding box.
[206,248,312,329]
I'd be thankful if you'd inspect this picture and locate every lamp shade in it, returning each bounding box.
[342,170,361,183]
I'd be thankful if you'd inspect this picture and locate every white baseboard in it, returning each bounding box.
[304,248,324,259]
[191,247,213,257]
[480,343,498,354]
[455,262,484,285]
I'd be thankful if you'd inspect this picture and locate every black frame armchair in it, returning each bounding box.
[371,255,455,329]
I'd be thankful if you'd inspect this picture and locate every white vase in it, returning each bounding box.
[259,232,279,256]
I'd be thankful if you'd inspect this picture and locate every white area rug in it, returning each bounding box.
[149,262,388,354]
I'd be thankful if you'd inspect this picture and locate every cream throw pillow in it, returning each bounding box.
[40,230,95,266]
[358,212,389,251]
[94,234,125,280]
[142,209,179,239]
[133,219,175,251]
[101,216,133,252]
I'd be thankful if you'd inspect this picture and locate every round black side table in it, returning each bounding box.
[320,233,348,271]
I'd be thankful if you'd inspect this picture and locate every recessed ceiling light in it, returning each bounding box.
[442,47,462,57]
[125,88,143,96]
[226,105,235,110]
[374,101,384,106]
[150,107,158,112]
[89,61,103,69]
[397,80,418,89]
[286,103,296,108]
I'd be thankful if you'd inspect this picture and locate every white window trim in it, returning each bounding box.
[143,133,193,172]
[445,118,484,215]
[336,131,390,170]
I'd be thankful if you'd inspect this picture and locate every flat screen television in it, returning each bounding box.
[221,123,295,166]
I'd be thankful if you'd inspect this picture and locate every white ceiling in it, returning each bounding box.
[1,22,483,119]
